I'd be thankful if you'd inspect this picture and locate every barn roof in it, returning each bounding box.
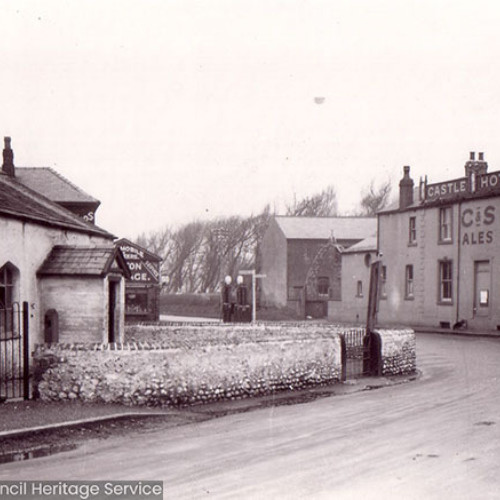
[274,216,377,241]
[16,167,100,205]
[37,246,130,278]
[0,173,113,238]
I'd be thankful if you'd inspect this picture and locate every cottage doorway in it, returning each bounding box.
[108,280,119,343]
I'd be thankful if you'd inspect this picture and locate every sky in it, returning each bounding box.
[2,0,500,239]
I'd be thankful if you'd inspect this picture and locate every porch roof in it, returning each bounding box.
[38,246,130,278]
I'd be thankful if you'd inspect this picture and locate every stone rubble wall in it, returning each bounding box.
[373,328,416,375]
[33,336,342,406]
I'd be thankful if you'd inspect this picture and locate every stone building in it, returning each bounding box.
[0,137,129,349]
[378,152,500,331]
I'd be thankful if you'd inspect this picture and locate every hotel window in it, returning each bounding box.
[439,207,452,243]
[439,260,453,303]
[405,265,414,299]
[380,265,387,298]
[409,216,417,245]
[356,280,363,297]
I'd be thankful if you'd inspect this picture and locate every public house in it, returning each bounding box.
[377,152,500,331]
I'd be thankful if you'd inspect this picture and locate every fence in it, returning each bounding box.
[0,302,30,400]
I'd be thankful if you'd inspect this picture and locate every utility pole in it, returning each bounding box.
[239,270,266,323]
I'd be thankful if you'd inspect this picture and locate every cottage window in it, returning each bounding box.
[405,265,414,299]
[439,207,452,243]
[317,277,330,296]
[356,280,363,298]
[439,260,453,303]
[0,265,14,310]
[409,216,417,244]
[0,263,17,339]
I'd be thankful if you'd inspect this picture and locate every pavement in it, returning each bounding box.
[0,373,417,442]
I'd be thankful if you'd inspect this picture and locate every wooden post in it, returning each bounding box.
[239,270,266,323]
[22,301,30,400]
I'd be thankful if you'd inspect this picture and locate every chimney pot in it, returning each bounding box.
[470,152,475,160]
[399,165,414,209]
[478,152,484,161]
[2,136,14,177]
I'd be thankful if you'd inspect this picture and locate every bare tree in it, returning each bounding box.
[359,180,392,215]
[286,185,338,216]
[134,206,272,293]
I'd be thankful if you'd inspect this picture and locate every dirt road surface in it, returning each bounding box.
[1,333,499,499]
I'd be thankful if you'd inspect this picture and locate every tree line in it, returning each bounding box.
[135,181,391,293]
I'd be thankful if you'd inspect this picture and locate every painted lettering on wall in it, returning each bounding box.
[461,205,495,245]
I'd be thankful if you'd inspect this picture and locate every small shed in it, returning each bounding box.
[37,246,130,343]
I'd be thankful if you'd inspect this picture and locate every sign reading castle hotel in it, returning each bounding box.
[377,152,500,332]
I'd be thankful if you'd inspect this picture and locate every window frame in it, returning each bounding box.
[438,259,453,304]
[405,264,414,299]
[379,265,387,299]
[408,216,417,245]
[439,207,453,244]
[317,276,330,296]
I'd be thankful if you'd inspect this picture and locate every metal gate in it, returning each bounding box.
[340,329,375,380]
[0,302,29,400]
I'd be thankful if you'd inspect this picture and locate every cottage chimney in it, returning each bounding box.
[465,151,488,177]
[2,137,15,177]
[399,165,414,209]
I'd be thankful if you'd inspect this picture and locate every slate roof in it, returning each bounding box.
[38,246,130,277]
[342,233,378,253]
[274,216,377,241]
[16,167,100,205]
[0,173,113,238]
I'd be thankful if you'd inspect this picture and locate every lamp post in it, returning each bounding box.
[239,270,266,323]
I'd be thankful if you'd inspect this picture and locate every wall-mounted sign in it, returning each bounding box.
[425,170,500,203]
[116,240,162,284]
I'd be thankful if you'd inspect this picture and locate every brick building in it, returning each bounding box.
[0,137,129,349]
[259,216,376,318]
[378,152,500,331]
